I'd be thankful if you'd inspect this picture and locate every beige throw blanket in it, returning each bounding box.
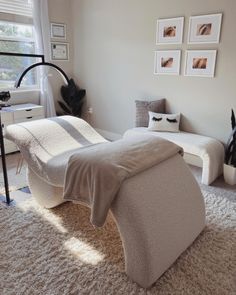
[63,134,183,227]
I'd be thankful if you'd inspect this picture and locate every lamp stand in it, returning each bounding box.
[0,51,70,206]
[0,113,11,205]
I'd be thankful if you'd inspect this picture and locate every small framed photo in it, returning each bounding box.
[188,14,222,44]
[51,23,66,39]
[156,17,184,44]
[184,50,217,77]
[154,50,181,75]
[51,42,69,60]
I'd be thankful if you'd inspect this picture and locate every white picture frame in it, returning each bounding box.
[156,17,184,44]
[188,14,222,44]
[154,50,181,75]
[51,22,66,39]
[51,42,69,61]
[184,50,217,77]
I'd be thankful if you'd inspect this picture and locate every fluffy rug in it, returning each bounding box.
[0,192,235,295]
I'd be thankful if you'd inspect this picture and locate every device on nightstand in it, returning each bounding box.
[0,91,11,108]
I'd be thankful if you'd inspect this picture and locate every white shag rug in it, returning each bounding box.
[0,192,235,295]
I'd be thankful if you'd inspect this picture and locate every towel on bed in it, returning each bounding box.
[63,134,183,227]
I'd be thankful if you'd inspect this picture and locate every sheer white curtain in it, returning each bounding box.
[32,0,56,117]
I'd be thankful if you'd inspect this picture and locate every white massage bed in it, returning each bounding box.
[5,116,205,288]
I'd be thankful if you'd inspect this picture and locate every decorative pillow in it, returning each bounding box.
[148,111,181,132]
[135,99,165,127]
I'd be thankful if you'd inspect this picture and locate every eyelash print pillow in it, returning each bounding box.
[152,117,162,122]
[148,111,181,132]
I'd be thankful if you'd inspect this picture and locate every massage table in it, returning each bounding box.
[5,116,205,288]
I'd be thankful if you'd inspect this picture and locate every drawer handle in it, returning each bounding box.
[26,116,33,119]
[26,109,32,111]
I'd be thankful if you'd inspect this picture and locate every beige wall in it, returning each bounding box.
[48,0,74,112]
[71,0,236,143]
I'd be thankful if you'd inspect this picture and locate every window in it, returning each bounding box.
[0,0,38,89]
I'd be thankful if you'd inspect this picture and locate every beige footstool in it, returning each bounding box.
[124,128,224,185]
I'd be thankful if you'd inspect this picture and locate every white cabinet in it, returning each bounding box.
[1,103,44,154]
[1,111,16,154]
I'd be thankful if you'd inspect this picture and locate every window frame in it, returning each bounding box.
[0,17,39,90]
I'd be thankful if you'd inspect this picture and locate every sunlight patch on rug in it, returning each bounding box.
[17,198,68,234]
[64,237,105,265]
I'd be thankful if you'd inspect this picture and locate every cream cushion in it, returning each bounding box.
[124,127,224,185]
[5,116,108,186]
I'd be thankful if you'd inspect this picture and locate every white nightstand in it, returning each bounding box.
[1,103,44,154]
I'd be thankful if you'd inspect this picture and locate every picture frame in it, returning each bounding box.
[184,50,217,77]
[156,17,184,44]
[51,22,66,39]
[188,14,222,44]
[154,50,181,75]
[51,42,69,61]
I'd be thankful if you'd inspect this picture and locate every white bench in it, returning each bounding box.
[124,128,225,185]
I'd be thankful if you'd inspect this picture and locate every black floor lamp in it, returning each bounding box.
[0,51,70,205]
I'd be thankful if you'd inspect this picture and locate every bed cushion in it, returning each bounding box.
[148,111,181,132]
[135,99,165,127]
[5,116,108,186]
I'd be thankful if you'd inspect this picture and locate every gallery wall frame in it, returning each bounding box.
[51,22,66,40]
[51,42,69,61]
[154,50,181,75]
[188,13,222,44]
[184,50,217,77]
[156,17,184,45]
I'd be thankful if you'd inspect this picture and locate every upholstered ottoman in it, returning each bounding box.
[124,127,224,185]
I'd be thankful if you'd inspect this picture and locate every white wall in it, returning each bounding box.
[71,0,236,143]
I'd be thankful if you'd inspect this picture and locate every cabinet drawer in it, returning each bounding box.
[14,115,44,124]
[0,111,14,122]
[1,104,44,154]
[13,107,44,120]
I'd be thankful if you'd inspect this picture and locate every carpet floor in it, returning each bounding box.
[0,190,235,295]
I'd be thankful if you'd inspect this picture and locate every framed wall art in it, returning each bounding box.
[188,13,222,44]
[51,42,69,60]
[156,17,184,44]
[154,50,181,75]
[184,50,217,77]
[51,22,66,39]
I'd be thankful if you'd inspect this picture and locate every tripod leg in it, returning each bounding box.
[0,115,11,204]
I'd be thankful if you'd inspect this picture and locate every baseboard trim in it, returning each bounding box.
[96,129,122,141]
